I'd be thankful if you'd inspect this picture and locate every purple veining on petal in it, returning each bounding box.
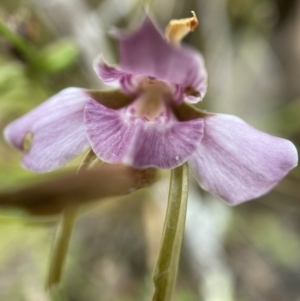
[4,88,90,172]
[188,114,298,205]
[84,98,204,169]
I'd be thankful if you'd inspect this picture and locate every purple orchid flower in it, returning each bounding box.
[4,14,298,205]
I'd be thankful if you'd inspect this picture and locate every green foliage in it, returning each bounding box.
[37,40,79,73]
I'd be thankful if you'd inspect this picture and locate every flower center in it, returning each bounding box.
[128,76,173,121]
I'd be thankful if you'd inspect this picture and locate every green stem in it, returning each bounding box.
[45,206,79,289]
[45,149,99,289]
[152,163,189,301]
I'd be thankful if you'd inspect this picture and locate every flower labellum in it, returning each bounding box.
[4,12,298,205]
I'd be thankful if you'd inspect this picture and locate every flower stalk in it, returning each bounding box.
[46,206,79,289]
[46,149,100,289]
[152,163,189,301]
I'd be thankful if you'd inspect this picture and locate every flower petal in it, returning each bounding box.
[102,16,207,102]
[84,99,204,169]
[4,88,90,172]
[93,55,142,96]
[188,114,298,205]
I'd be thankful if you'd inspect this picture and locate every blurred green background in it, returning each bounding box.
[1,0,300,300]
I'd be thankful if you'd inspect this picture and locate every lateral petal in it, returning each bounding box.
[188,114,298,204]
[4,88,90,172]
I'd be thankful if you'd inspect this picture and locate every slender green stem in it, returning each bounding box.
[152,163,189,301]
[76,149,99,173]
[45,206,79,289]
[45,149,99,289]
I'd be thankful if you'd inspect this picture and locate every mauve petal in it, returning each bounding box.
[116,16,207,102]
[188,114,298,205]
[4,88,90,172]
[93,56,141,95]
[84,99,204,169]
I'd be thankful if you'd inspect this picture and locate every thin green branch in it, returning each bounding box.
[152,163,189,301]
[45,149,99,290]
[45,206,79,290]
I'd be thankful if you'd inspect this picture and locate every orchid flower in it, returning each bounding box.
[4,12,298,205]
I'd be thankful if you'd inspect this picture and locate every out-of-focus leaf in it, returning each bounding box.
[0,164,158,216]
[37,40,79,73]
[0,60,23,89]
[0,17,37,63]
